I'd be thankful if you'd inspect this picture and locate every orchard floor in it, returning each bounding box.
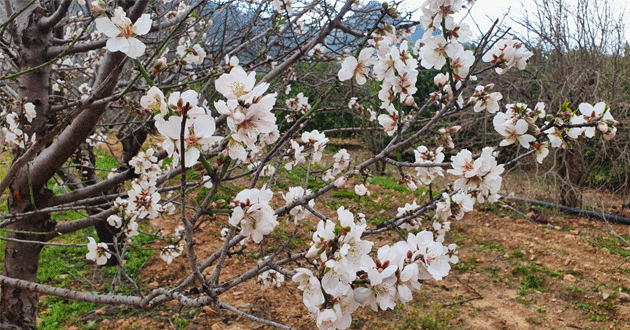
[49,140,630,330]
[70,184,630,330]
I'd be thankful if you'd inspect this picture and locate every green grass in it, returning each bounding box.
[397,303,458,330]
[38,230,91,284]
[39,297,97,330]
[512,263,561,295]
[367,176,426,197]
[103,232,155,282]
[278,165,326,190]
[594,234,630,257]
[94,149,119,176]
[472,238,505,253]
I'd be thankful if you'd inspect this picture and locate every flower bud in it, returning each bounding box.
[305,245,319,259]
[92,0,107,14]
[403,95,415,107]
[153,57,167,74]
[334,176,347,188]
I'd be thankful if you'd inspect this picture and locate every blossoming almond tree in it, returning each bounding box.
[0,0,618,329]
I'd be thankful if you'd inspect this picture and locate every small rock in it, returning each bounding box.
[564,258,571,266]
[239,303,251,309]
[619,292,630,302]
[530,255,536,261]
[563,274,576,283]
[570,229,579,235]
[554,226,561,230]
[95,309,106,315]
[475,258,484,263]
[147,281,159,290]
[603,292,610,300]
[203,305,218,315]
[57,274,67,280]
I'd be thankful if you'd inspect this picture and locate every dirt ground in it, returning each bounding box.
[81,181,630,330]
[64,139,630,330]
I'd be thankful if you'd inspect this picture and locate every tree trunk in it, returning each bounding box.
[558,147,583,208]
[0,189,56,329]
[0,1,53,328]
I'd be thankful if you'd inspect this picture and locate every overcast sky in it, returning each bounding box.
[400,0,630,42]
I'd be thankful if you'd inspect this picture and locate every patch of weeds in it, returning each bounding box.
[525,316,543,325]
[368,215,389,227]
[564,285,586,294]
[512,263,561,295]
[594,234,630,257]
[452,256,476,271]
[323,200,343,211]
[267,226,309,251]
[509,249,525,260]
[39,230,91,284]
[600,300,618,312]
[482,265,501,277]
[397,303,457,330]
[521,274,544,292]
[38,296,96,330]
[94,149,119,176]
[280,166,326,190]
[331,190,355,199]
[195,186,232,206]
[573,301,608,322]
[172,313,190,329]
[473,238,505,253]
[563,269,584,278]
[368,176,426,197]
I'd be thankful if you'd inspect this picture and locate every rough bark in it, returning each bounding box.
[0,1,54,326]
[0,0,148,327]
[1,189,56,329]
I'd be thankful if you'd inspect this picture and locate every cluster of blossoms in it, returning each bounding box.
[177,41,207,68]
[214,65,280,161]
[487,100,617,165]
[247,161,276,177]
[151,88,222,167]
[1,102,36,148]
[284,130,330,172]
[228,188,278,243]
[283,186,314,223]
[322,148,351,181]
[482,38,533,75]
[448,147,504,203]
[293,207,457,329]
[88,148,177,265]
[285,92,311,114]
[413,146,445,186]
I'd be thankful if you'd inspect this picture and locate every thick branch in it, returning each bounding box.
[38,0,72,30]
